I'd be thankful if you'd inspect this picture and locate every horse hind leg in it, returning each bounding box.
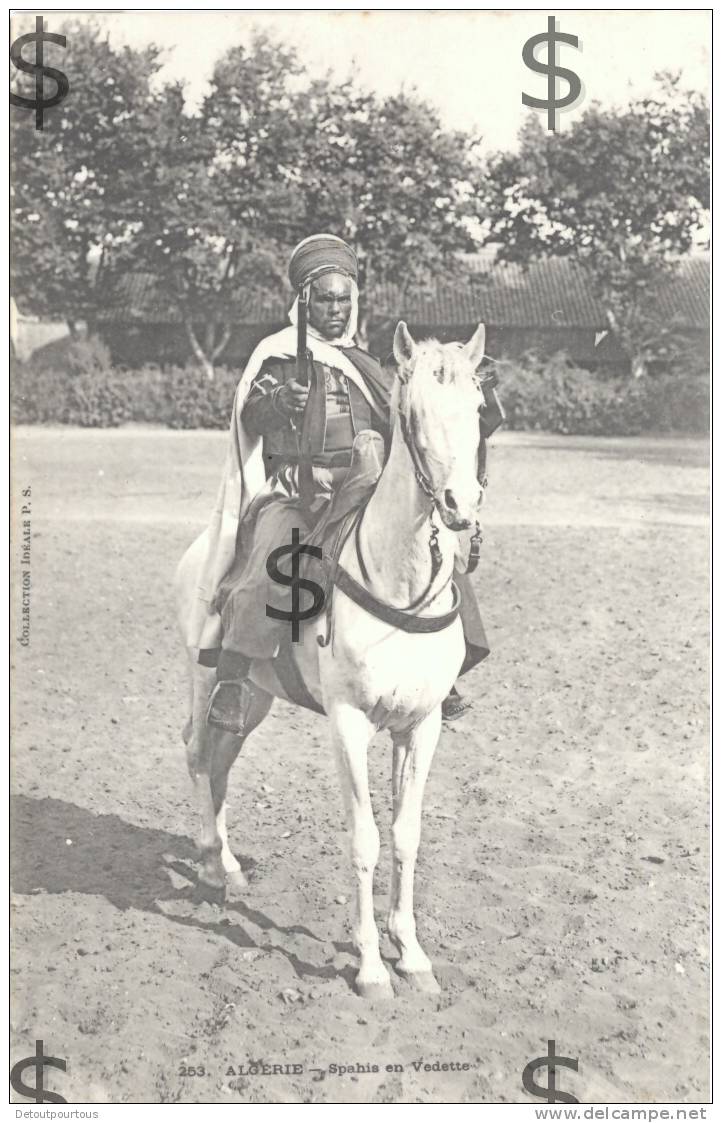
[185,664,272,898]
[387,710,442,994]
[210,683,273,894]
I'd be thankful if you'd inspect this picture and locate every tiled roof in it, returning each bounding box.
[96,252,709,331]
[385,252,709,330]
[96,273,289,325]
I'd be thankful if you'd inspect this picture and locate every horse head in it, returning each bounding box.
[392,321,487,531]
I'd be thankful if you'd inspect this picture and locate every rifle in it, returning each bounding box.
[296,290,321,518]
[296,291,309,387]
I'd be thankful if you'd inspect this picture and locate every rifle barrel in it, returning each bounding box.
[297,294,309,387]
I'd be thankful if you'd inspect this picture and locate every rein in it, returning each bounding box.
[319,502,459,642]
[323,552,462,636]
[354,501,447,612]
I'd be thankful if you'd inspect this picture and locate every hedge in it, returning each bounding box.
[11,352,709,435]
[495,353,709,436]
[11,364,239,429]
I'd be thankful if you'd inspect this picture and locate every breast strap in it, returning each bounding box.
[323,556,461,634]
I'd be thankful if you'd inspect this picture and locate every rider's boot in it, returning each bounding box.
[442,685,471,722]
[206,650,252,736]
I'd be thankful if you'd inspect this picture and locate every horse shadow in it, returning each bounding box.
[10,793,357,991]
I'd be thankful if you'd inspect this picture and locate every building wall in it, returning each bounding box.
[383,323,628,371]
[13,316,70,363]
[97,318,707,376]
[99,322,286,369]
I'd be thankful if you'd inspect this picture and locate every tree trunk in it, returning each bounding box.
[211,324,231,364]
[605,304,643,378]
[184,320,216,381]
[631,354,648,379]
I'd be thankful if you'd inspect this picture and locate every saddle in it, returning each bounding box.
[255,430,385,716]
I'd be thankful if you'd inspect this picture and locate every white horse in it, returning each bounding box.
[175,321,487,998]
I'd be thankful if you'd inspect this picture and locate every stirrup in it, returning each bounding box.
[206,680,248,737]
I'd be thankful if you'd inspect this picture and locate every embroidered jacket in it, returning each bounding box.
[242,355,391,478]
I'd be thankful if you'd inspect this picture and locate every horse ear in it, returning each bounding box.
[463,323,486,369]
[393,321,416,368]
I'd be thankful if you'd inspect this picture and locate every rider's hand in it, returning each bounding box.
[277,379,309,416]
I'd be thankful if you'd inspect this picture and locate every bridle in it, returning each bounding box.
[396,377,440,510]
[394,367,484,589]
[319,361,490,643]
[351,365,482,614]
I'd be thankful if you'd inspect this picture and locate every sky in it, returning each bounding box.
[28,8,710,154]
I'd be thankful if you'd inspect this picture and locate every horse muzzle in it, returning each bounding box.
[437,487,480,531]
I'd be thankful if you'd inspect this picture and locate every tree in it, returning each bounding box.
[12,23,488,373]
[294,83,485,344]
[122,34,311,378]
[127,46,487,370]
[482,74,709,375]
[10,19,165,330]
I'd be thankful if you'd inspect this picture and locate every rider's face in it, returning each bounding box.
[307,273,353,339]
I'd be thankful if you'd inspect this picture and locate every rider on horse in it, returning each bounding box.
[200,234,489,734]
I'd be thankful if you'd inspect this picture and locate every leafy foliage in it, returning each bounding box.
[12,32,707,384]
[12,353,708,435]
[11,19,166,325]
[29,332,112,375]
[296,84,483,338]
[116,35,308,378]
[12,24,486,370]
[496,352,709,435]
[483,74,709,374]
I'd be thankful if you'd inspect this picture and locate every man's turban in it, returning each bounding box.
[288,234,358,291]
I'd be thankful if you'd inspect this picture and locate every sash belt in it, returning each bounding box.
[324,558,461,634]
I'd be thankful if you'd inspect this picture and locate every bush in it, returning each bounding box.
[11,364,70,424]
[154,366,238,429]
[494,352,709,436]
[10,351,709,435]
[11,361,239,429]
[30,333,113,376]
[11,362,139,427]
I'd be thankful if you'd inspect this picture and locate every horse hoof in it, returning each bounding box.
[225,869,249,896]
[397,969,441,994]
[356,978,395,1001]
[194,877,226,906]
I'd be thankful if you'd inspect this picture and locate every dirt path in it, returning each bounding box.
[11,430,709,1103]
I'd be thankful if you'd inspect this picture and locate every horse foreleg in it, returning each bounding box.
[330,703,393,1000]
[388,708,442,993]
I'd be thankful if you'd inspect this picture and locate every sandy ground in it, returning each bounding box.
[10,428,709,1104]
